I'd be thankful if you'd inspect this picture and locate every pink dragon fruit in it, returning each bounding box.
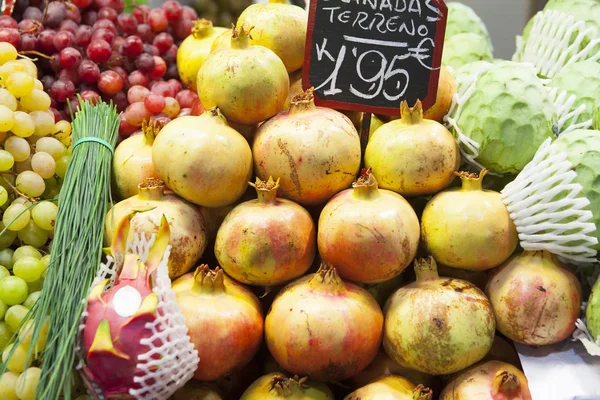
[82,214,170,398]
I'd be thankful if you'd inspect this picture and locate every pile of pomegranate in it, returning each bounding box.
[2,0,594,399]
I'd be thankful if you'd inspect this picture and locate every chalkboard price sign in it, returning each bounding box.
[303,0,448,116]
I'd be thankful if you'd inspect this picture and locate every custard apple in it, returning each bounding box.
[446,2,492,47]
[594,100,600,129]
[455,61,557,174]
[442,33,493,71]
[587,276,600,341]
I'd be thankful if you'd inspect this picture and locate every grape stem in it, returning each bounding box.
[1,175,40,203]
[19,51,54,61]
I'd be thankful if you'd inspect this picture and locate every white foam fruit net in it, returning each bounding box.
[500,138,598,264]
[77,232,199,400]
[546,87,594,134]
[513,10,600,79]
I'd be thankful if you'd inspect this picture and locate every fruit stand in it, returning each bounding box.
[0,0,599,399]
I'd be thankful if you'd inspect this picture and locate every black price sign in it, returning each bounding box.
[303,0,447,116]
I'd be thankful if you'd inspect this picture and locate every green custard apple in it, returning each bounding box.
[446,2,492,47]
[549,61,600,129]
[455,61,557,174]
[451,60,494,92]
[593,100,600,129]
[587,276,600,342]
[552,129,600,254]
[442,33,494,71]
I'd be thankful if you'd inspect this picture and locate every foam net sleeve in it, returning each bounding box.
[547,87,593,135]
[513,10,600,79]
[501,138,598,264]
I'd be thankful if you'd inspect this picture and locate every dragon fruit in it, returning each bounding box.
[82,214,170,397]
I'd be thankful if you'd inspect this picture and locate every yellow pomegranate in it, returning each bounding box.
[423,66,456,122]
[284,69,304,110]
[177,19,228,92]
[345,376,432,400]
[210,28,231,53]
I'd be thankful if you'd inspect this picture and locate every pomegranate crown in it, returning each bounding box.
[269,374,309,395]
[249,176,280,191]
[413,384,433,400]
[191,18,214,37]
[399,99,424,124]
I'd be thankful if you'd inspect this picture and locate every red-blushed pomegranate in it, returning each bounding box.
[253,88,361,205]
[104,178,207,279]
[345,376,433,400]
[421,169,518,271]
[197,26,289,125]
[215,177,316,286]
[485,251,582,346]
[351,350,434,389]
[240,373,334,400]
[384,257,495,375]
[172,265,264,381]
[439,361,532,400]
[265,264,383,381]
[318,169,420,283]
[236,0,307,73]
[177,19,228,92]
[365,100,460,197]
[112,120,159,200]
[152,109,253,207]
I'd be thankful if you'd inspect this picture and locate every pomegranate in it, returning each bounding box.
[253,88,362,205]
[177,19,228,92]
[439,361,532,400]
[421,169,518,271]
[384,257,495,375]
[351,350,434,389]
[82,215,169,397]
[236,0,307,73]
[423,66,456,122]
[364,274,405,306]
[265,264,383,381]
[365,100,460,197]
[240,373,334,399]
[112,120,159,200]
[104,178,207,279]
[284,69,304,110]
[345,376,432,400]
[152,109,253,207]
[437,264,488,291]
[173,381,223,400]
[172,265,264,381]
[318,169,420,283]
[197,26,289,125]
[210,28,232,52]
[215,176,316,286]
[485,251,582,346]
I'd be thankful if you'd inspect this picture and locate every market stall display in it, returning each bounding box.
[0,0,599,399]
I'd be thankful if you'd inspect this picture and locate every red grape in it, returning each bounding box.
[59,20,78,35]
[128,71,149,87]
[82,10,98,26]
[93,19,116,33]
[98,7,118,22]
[162,44,178,64]
[38,30,57,53]
[149,56,167,80]
[59,47,83,69]
[144,44,160,56]
[18,19,42,33]
[151,114,171,125]
[121,36,144,58]
[127,85,150,103]
[87,39,112,63]
[165,63,179,81]
[78,60,100,84]
[136,24,153,43]
[168,79,182,94]
[119,114,137,136]
[0,29,19,48]
[0,16,17,29]
[94,0,124,13]
[112,36,125,52]
[161,0,183,22]
[151,81,174,97]
[162,97,180,118]
[111,91,128,112]
[80,90,102,105]
[41,75,56,91]
[58,68,81,85]
[19,34,38,51]
[144,93,166,113]
[153,32,174,54]
[49,107,61,122]
[65,2,82,23]
[53,31,75,52]
[23,7,43,21]
[75,26,93,47]
[112,66,129,86]
[117,14,137,36]
[92,28,115,44]
[173,18,194,40]
[71,0,92,9]
[148,9,168,32]
[182,6,198,20]
[124,102,152,127]
[176,90,198,109]
[98,71,123,95]
[177,108,192,118]
[135,53,155,73]
[51,80,76,103]
[132,5,150,24]
[45,2,66,28]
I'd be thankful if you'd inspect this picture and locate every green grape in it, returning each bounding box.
[4,136,30,162]
[30,152,55,179]
[55,155,70,178]
[0,105,14,132]
[39,254,50,268]
[0,249,14,270]
[0,300,6,320]
[14,157,32,174]
[2,204,30,232]
[0,150,14,172]
[15,171,45,198]
[15,367,41,400]
[23,291,40,309]
[31,201,57,231]
[0,186,7,207]
[2,343,32,373]
[17,59,37,78]
[13,246,41,262]
[17,221,47,248]
[0,266,8,282]
[0,42,18,65]
[0,371,19,400]
[18,318,47,352]
[32,79,42,90]
[0,89,17,112]
[18,89,50,112]
[53,120,71,140]
[0,322,11,351]
[0,277,28,306]
[0,61,27,83]
[11,197,31,207]
[6,72,34,98]
[34,137,65,159]
[10,111,35,138]
[4,304,28,332]
[13,257,44,283]
[26,279,42,293]
[0,223,16,250]
[29,111,54,137]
